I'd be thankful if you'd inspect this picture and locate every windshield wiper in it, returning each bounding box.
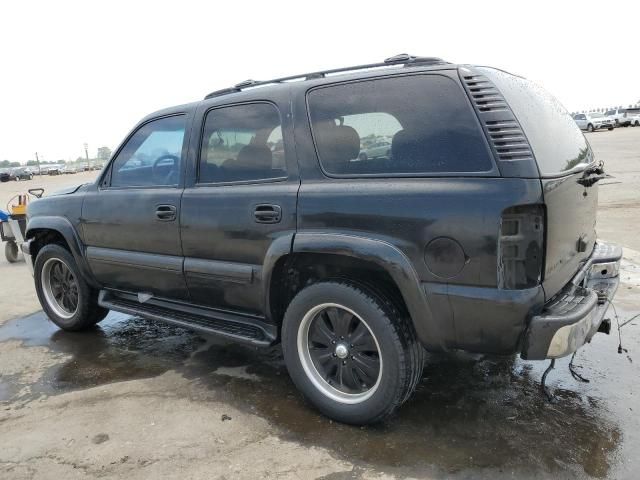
[577,161,606,187]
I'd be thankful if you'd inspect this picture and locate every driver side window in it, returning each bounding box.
[109,115,186,188]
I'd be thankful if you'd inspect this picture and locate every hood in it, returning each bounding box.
[49,183,90,197]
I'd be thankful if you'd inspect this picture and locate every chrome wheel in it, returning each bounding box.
[297,303,382,404]
[41,258,79,319]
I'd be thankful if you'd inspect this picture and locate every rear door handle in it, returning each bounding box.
[155,204,177,221]
[254,204,282,223]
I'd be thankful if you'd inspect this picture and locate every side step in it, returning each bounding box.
[98,290,276,347]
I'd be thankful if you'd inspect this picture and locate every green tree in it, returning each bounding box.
[97,146,112,162]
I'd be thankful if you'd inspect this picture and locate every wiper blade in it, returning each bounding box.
[577,161,606,187]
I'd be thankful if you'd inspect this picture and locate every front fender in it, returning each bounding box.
[26,216,98,287]
[290,232,446,351]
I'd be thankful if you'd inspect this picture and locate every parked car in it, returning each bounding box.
[47,166,61,175]
[573,112,614,132]
[63,166,78,174]
[11,167,34,180]
[0,168,16,182]
[604,108,630,127]
[358,140,391,161]
[22,54,622,425]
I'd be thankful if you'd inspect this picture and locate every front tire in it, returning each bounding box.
[34,244,108,331]
[282,281,424,425]
[587,124,594,132]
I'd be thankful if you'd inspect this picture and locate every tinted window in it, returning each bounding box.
[307,75,492,175]
[110,115,186,188]
[480,67,592,176]
[199,103,286,183]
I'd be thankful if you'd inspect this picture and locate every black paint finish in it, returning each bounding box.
[23,60,612,358]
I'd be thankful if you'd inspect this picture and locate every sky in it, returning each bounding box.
[1,0,638,163]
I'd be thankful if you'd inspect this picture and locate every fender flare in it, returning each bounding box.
[263,232,445,351]
[26,216,99,287]
[262,233,296,324]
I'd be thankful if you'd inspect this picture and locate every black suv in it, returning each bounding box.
[22,55,622,424]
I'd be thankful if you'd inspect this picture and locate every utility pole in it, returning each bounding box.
[35,152,41,175]
[84,143,89,170]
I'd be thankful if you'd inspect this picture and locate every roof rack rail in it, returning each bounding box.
[204,54,448,99]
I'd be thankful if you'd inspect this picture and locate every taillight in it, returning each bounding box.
[498,205,545,289]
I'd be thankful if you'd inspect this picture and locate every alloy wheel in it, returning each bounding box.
[41,258,79,319]
[297,303,382,404]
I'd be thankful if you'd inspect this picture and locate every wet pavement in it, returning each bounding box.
[1,306,638,479]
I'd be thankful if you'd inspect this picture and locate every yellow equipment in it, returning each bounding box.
[9,194,28,215]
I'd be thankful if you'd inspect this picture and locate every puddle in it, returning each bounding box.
[0,311,205,398]
[1,307,639,479]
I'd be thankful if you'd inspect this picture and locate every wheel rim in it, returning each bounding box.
[297,303,382,404]
[41,258,79,319]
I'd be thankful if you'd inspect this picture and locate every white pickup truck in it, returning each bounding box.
[626,109,640,127]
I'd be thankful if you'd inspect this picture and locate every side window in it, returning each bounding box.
[199,103,286,183]
[109,115,186,188]
[307,75,493,175]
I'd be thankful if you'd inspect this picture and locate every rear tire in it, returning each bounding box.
[5,241,20,263]
[282,280,425,425]
[34,244,108,331]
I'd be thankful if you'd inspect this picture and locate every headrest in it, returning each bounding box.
[315,122,360,169]
[391,129,423,167]
[233,144,273,170]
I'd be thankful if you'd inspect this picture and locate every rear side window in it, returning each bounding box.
[199,103,286,183]
[479,67,592,176]
[307,75,492,176]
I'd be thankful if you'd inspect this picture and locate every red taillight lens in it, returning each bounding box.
[498,205,545,289]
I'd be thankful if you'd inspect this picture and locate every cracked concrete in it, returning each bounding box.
[0,129,639,479]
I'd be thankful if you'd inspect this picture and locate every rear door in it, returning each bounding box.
[180,98,298,316]
[81,114,191,300]
[480,67,599,299]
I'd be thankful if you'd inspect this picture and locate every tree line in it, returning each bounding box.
[0,146,112,169]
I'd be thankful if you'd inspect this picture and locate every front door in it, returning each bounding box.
[82,114,190,300]
[180,101,298,316]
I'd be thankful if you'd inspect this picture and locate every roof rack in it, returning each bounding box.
[204,54,448,99]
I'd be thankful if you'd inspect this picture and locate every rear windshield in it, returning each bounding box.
[479,67,592,176]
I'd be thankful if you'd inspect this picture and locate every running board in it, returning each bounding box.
[98,290,276,347]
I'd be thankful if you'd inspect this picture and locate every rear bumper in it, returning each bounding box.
[521,242,622,360]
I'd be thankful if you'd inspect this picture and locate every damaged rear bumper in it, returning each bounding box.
[521,242,622,360]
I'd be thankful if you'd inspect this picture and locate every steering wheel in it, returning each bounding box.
[152,154,180,185]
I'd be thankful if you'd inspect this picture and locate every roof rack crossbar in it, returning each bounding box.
[204,54,447,99]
